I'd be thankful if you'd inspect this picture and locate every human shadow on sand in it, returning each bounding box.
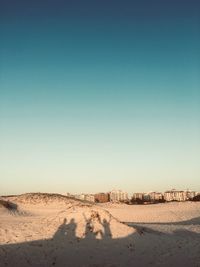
[0,217,200,267]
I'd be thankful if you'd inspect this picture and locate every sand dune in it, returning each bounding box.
[0,194,200,267]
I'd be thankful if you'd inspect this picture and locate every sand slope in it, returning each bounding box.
[0,194,200,267]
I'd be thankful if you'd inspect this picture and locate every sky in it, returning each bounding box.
[0,0,200,196]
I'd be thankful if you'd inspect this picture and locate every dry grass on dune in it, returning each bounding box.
[2,192,92,206]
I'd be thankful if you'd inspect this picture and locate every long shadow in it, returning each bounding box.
[0,200,19,215]
[124,216,200,227]
[0,200,18,211]
[0,217,200,267]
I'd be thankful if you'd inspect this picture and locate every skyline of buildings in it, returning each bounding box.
[66,188,199,203]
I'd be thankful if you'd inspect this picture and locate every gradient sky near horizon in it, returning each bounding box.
[0,0,200,195]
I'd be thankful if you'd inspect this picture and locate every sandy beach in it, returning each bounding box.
[0,194,200,267]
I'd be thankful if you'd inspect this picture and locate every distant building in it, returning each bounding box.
[109,190,129,202]
[143,193,151,202]
[74,194,85,201]
[74,194,95,202]
[84,194,95,202]
[94,193,110,203]
[184,190,196,200]
[147,192,164,202]
[132,192,164,203]
[164,189,187,202]
[132,193,145,201]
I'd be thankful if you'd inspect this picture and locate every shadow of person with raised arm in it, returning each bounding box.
[83,213,99,241]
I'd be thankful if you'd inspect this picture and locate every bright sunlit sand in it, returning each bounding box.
[0,194,200,267]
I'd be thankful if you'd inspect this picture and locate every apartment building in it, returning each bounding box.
[84,194,95,202]
[185,190,196,200]
[109,190,129,202]
[147,191,164,201]
[94,193,110,203]
[164,189,187,202]
[74,194,85,201]
[74,194,95,202]
[132,193,145,201]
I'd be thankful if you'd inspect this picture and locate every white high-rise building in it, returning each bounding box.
[147,191,163,201]
[164,189,187,202]
[109,190,129,202]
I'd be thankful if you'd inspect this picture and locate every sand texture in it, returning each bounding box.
[0,194,200,267]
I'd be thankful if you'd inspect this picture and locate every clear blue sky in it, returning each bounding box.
[0,0,200,195]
